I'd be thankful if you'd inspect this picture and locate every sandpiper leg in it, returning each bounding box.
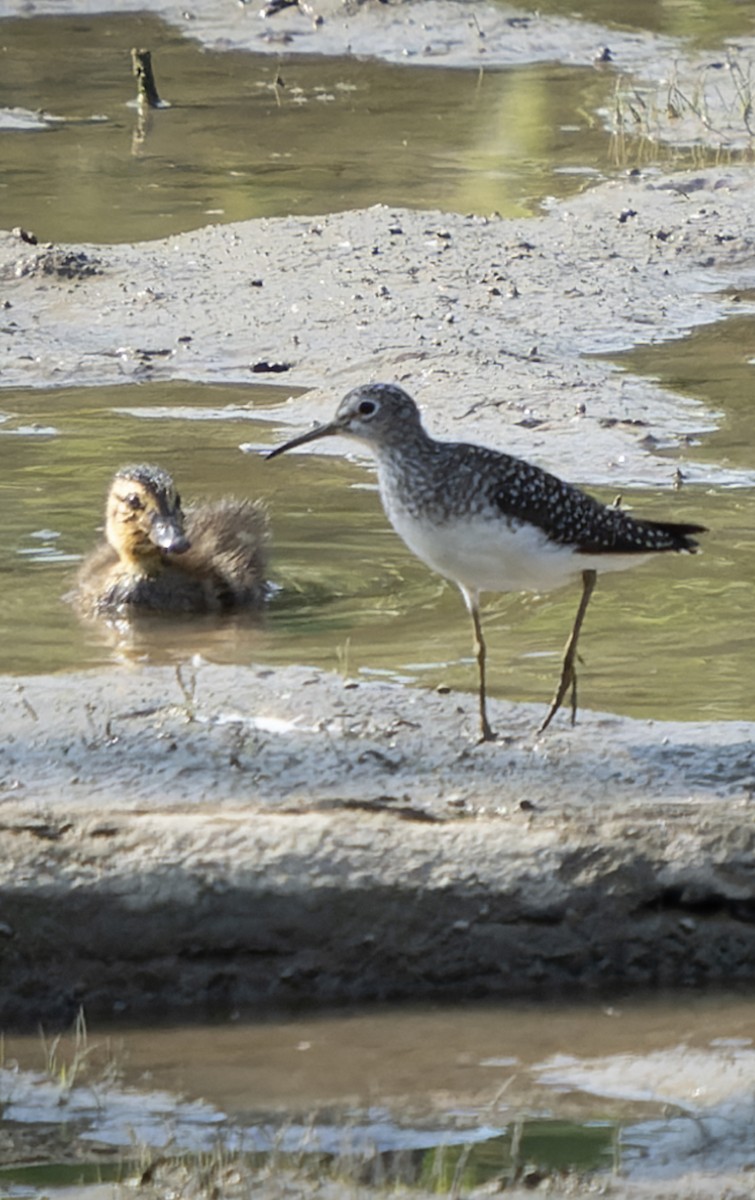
[538,568,597,734]
[464,591,496,743]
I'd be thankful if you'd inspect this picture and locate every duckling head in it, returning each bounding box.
[106,464,190,572]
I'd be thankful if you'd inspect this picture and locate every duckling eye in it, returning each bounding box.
[358,400,377,417]
[125,493,143,510]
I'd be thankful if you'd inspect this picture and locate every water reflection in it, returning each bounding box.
[0,13,620,243]
[0,379,751,722]
[2,991,754,1190]
[522,0,755,44]
[610,312,755,474]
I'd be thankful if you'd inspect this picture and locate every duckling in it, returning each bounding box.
[74,463,269,616]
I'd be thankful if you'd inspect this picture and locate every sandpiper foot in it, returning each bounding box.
[537,660,577,734]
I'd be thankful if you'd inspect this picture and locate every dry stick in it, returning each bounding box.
[131,48,164,109]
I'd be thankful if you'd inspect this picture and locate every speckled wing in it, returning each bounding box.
[477,448,706,554]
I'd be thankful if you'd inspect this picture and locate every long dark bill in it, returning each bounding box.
[265,421,338,460]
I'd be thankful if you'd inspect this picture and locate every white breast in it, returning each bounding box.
[385,506,650,597]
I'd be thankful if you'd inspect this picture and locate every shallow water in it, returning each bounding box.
[0,12,621,244]
[0,378,751,722]
[1,6,755,1193]
[529,0,755,44]
[612,307,755,478]
[1,992,754,1190]
[0,10,753,723]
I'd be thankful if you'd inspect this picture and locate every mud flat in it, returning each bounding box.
[1,11,755,1200]
[0,662,752,1025]
[2,6,755,1028]
[2,172,755,1022]
[3,169,755,483]
[1,175,754,1027]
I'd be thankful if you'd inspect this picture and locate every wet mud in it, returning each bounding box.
[2,9,755,1200]
[1,662,754,1027]
[2,176,755,1023]
[1,0,755,1042]
[3,171,755,486]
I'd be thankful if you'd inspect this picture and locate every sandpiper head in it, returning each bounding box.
[266,383,423,458]
[106,463,191,564]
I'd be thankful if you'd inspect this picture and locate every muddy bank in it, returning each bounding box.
[0,663,753,1025]
[121,1166,755,1200]
[1,10,755,1030]
[3,170,755,486]
[0,11,754,1200]
[1,172,755,1028]
[0,0,686,72]
[101,1158,755,1200]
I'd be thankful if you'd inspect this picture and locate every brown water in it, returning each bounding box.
[0,378,750,721]
[1,991,754,1188]
[0,13,621,244]
[612,308,755,478]
[81,991,755,1118]
[529,0,755,44]
[1,8,755,1192]
[0,11,753,723]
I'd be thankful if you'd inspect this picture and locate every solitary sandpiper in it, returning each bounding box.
[266,383,706,741]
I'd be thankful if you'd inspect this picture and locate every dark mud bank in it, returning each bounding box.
[2,802,754,1027]
[1,665,754,1026]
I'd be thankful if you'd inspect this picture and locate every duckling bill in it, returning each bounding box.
[74,464,269,616]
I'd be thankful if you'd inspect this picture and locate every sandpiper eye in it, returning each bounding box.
[358,400,377,417]
[125,493,143,510]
